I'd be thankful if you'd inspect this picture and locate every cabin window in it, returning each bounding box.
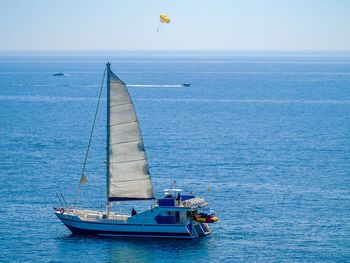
[155,214,175,224]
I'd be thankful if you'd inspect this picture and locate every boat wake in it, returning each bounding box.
[127,84,183,88]
[0,95,98,102]
[136,98,350,105]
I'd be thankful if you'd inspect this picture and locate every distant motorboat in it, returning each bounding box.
[182,83,191,87]
[53,73,66,76]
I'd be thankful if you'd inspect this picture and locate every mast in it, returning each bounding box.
[106,62,111,207]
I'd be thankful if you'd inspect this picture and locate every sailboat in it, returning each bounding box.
[54,63,217,239]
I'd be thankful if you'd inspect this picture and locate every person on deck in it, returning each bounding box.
[176,192,181,205]
[131,208,137,216]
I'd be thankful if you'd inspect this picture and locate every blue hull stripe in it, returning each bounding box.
[65,224,192,237]
[60,216,186,227]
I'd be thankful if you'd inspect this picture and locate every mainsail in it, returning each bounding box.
[106,64,154,201]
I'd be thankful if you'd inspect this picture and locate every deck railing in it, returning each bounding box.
[60,208,129,222]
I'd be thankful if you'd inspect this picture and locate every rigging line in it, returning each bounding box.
[73,68,106,207]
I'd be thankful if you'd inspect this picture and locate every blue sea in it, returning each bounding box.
[0,51,349,262]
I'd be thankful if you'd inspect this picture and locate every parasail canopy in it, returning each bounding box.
[160,13,171,24]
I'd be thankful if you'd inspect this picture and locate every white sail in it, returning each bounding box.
[107,66,154,201]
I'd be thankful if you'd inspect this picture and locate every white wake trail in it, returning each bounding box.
[127,84,184,88]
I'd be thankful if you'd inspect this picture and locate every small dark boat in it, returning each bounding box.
[53,73,65,76]
[182,83,191,87]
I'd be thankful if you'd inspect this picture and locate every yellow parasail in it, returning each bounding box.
[160,13,171,24]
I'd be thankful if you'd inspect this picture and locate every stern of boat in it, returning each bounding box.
[193,222,211,236]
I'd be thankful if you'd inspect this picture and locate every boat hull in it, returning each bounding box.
[55,212,196,239]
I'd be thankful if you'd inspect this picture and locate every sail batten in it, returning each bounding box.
[110,139,142,146]
[110,158,147,164]
[110,120,138,127]
[110,102,132,107]
[107,65,154,201]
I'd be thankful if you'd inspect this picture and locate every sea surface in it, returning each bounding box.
[0,51,349,262]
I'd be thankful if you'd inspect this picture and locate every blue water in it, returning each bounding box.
[0,52,350,262]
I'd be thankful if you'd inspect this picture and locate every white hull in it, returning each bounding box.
[54,210,209,239]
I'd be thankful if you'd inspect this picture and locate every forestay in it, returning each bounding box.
[107,65,154,201]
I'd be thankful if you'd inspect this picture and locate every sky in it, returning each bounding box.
[0,0,349,51]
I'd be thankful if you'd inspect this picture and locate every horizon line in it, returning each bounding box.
[1,48,350,54]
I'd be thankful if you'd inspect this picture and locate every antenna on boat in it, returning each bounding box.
[73,67,107,207]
